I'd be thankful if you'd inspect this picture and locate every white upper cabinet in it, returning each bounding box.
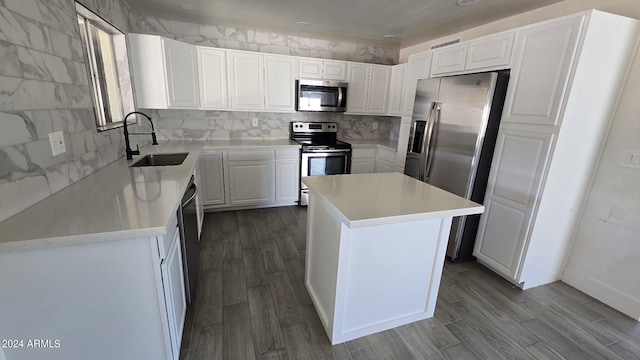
[323,60,348,81]
[228,51,265,110]
[401,52,432,115]
[164,38,200,108]
[346,63,391,114]
[346,63,368,113]
[501,17,583,126]
[298,58,348,81]
[387,64,405,115]
[197,47,228,109]
[430,43,467,76]
[367,65,391,114]
[466,31,515,71]
[429,31,516,78]
[264,55,297,111]
[129,34,199,109]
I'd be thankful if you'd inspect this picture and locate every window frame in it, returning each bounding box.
[75,2,135,132]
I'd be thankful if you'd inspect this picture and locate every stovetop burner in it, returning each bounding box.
[290,121,352,150]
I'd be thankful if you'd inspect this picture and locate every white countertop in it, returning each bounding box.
[345,139,398,151]
[0,140,299,253]
[303,172,484,228]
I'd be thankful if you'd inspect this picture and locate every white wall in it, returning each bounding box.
[399,0,640,319]
[562,40,640,320]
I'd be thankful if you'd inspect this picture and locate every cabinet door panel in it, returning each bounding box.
[201,152,225,205]
[323,60,348,81]
[387,65,404,115]
[367,66,391,114]
[502,16,584,126]
[298,59,323,79]
[474,199,528,279]
[351,158,375,174]
[431,44,467,76]
[161,230,186,359]
[164,38,199,108]
[402,52,432,115]
[489,130,554,208]
[228,51,264,110]
[265,55,297,111]
[466,31,515,70]
[197,47,228,109]
[275,160,299,202]
[347,63,368,113]
[228,161,275,204]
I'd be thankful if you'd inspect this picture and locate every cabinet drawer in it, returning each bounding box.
[352,147,376,158]
[227,150,275,161]
[276,148,300,160]
[159,214,179,260]
[376,147,396,163]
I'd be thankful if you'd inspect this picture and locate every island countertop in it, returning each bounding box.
[302,172,484,228]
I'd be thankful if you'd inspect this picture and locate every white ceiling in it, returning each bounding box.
[128,0,564,48]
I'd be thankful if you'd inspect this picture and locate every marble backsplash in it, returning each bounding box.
[146,109,400,142]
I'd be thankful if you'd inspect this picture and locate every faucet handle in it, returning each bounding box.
[132,144,140,156]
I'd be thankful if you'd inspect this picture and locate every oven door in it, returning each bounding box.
[300,149,351,205]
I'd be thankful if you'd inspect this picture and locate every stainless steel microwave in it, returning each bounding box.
[296,79,348,112]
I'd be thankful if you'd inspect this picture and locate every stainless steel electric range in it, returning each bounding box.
[290,121,352,206]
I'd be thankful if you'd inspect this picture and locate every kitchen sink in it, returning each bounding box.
[130,153,189,167]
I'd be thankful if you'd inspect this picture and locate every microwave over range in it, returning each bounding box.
[296,80,348,112]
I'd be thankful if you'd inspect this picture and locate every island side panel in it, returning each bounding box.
[305,191,343,339]
[331,217,454,344]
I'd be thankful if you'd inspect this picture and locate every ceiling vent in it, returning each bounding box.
[431,39,461,49]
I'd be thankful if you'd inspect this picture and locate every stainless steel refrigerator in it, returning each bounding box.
[404,71,509,261]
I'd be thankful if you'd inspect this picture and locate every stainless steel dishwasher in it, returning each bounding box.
[178,176,200,303]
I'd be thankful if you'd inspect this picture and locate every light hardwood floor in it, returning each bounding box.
[180,207,640,360]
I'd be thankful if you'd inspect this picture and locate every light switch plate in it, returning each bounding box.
[49,131,66,156]
[372,121,378,130]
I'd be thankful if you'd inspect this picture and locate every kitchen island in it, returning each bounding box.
[302,172,484,344]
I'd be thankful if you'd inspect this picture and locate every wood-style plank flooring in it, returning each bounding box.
[180,207,640,360]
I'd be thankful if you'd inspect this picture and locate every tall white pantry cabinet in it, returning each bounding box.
[473,11,640,289]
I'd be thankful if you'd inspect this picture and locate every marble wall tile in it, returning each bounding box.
[0,39,22,77]
[139,15,399,65]
[0,7,53,53]
[0,112,32,148]
[49,28,84,62]
[0,0,140,222]
[0,76,59,110]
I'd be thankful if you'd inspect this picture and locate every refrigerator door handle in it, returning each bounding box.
[418,104,436,181]
[423,102,442,182]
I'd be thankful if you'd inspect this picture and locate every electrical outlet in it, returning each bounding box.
[620,151,640,169]
[372,121,378,130]
[48,131,66,156]
[251,118,259,128]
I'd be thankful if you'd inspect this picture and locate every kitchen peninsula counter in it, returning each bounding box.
[302,172,483,344]
[0,139,299,253]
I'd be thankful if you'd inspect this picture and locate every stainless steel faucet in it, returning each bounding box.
[123,111,158,160]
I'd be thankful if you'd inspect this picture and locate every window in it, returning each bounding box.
[76,3,135,131]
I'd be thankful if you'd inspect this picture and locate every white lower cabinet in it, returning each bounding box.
[227,159,275,205]
[161,226,187,360]
[200,147,300,209]
[201,151,226,206]
[351,146,397,174]
[275,149,300,202]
